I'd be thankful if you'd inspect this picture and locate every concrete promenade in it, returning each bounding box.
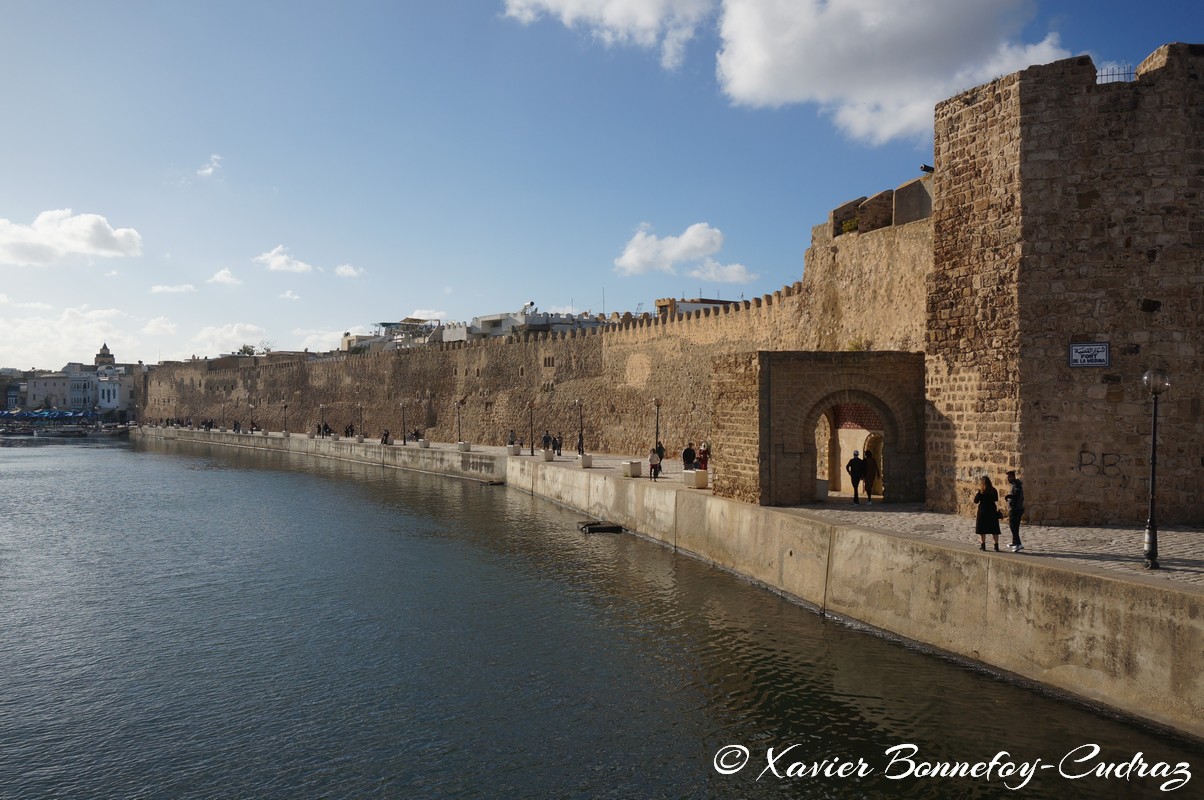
[138,428,1203,587]
[135,427,1203,740]
[533,449,1204,590]
[441,441,1204,590]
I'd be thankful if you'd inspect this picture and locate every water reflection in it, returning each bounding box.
[1,436,1189,798]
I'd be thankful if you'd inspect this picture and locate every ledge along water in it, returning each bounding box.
[133,426,1204,744]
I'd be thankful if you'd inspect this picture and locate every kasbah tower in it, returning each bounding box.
[145,43,1203,528]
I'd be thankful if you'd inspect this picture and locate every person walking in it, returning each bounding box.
[974,475,1003,551]
[542,430,552,450]
[1004,470,1025,552]
[863,450,879,504]
[845,450,866,504]
[649,448,661,481]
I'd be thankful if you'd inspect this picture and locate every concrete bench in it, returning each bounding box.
[683,469,708,489]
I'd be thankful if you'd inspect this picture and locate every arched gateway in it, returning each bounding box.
[711,351,926,506]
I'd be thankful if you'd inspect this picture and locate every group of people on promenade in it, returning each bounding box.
[648,441,709,481]
[845,449,1026,553]
[973,470,1026,552]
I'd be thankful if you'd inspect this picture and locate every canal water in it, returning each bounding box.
[0,438,1197,798]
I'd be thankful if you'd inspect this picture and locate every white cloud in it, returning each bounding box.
[150,283,196,294]
[335,264,365,278]
[105,270,119,277]
[505,0,713,69]
[291,326,371,353]
[0,209,143,267]
[614,222,724,276]
[509,0,1070,144]
[409,308,448,321]
[253,244,315,273]
[142,316,177,336]
[0,305,134,370]
[0,293,53,309]
[188,322,268,356]
[717,0,1069,143]
[207,268,242,286]
[280,289,301,301]
[687,257,757,283]
[197,154,222,177]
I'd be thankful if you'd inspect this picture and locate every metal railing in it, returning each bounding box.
[1097,65,1135,84]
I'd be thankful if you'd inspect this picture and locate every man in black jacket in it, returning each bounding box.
[682,442,697,470]
[845,450,866,504]
[1005,470,1025,552]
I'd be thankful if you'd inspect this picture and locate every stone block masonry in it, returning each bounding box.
[143,43,1204,527]
[928,43,1204,524]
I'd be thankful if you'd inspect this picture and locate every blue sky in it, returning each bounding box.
[1,0,1198,368]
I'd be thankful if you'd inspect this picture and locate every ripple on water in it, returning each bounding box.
[0,441,1198,799]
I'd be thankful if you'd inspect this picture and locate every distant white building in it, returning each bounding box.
[654,296,741,318]
[378,317,443,349]
[443,302,605,343]
[96,364,135,417]
[41,344,139,419]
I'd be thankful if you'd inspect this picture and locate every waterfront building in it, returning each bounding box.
[26,372,69,409]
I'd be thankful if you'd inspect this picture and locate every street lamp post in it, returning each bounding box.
[574,398,584,455]
[248,403,254,433]
[283,402,288,434]
[319,403,325,437]
[400,401,407,446]
[456,400,463,443]
[653,397,662,449]
[1142,368,1171,570]
[358,403,364,438]
[527,400,534,456]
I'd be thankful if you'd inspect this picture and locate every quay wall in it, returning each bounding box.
[136,426,1204,741]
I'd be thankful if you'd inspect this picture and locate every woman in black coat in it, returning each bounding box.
[974,475,1002,551]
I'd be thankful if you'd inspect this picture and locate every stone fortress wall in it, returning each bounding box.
[148,200,933,469]
[146,43,1203,526]
[928,43,1203,524]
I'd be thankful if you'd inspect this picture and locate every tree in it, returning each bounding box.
[237,344,256,356]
